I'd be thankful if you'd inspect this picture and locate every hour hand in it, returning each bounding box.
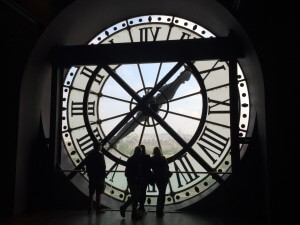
[108,111,144,146]
[156,67,192,105]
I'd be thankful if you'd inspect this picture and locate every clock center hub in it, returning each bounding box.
[130,87,169,127]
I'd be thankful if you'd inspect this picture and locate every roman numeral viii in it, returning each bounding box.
[76,128,101,154]
[173,154,199,188]
[197,127,229,164]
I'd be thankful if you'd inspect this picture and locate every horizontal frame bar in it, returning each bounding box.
[53,37,243,66]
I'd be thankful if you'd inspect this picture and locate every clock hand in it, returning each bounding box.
[108,110,145,146]
[108,67,192,147]
[155,68,192,105]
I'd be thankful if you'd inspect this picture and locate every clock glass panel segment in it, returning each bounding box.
[61,15,251,209]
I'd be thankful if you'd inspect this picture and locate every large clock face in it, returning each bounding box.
[61,15,251,209]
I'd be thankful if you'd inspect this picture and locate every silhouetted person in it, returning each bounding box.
[151,147,170,217]
[138,144,152,214]
[85,143,106,214]
[124,146,143,220]
[120,144,152,218]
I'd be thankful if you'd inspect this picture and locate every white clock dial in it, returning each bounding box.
[61,15,251,209]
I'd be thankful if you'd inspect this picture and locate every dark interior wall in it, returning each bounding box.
[1,0,296,224]
[1,1,41,215]
[235,1,298,224]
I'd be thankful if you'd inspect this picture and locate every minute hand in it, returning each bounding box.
[108,69,192,146]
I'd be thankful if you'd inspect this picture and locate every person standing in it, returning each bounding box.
[151,146,170,217]
[124,146,143,220]
[85,143,106,214]
[138,144,152,214]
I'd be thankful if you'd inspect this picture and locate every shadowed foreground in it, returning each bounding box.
[1,210,265,225]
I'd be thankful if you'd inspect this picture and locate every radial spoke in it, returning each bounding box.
[101,94,136,105]
[209,98,230,108]
[158,91,201,104]
[206,120,230,129]
[159,108,200,121]
[67,86,84,92]
[154,63,163,86]
[153,25,172,87]
[152,117,162,150]
[112,64,122,71]
[64,121,98,133]
[137,64,147,95]
[101,112,128,123]
[138,120,147,145]
[203,60,220,80]
[146,116,151,125]
[206,83,229,92]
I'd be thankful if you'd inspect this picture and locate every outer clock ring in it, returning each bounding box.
[61,13,252,210]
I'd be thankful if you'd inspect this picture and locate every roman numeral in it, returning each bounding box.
[139,27,161,42]
[81,66,104,85]
[180,32,191,40]
[71,101,95,116]
[200,62,226,81]
[206,83,229,92]
[208,98,230,114]
[147,184,157,193]
[76,128,101,154]
[197,127,229,164]
[173,154,199,188]
[106,162,119,182]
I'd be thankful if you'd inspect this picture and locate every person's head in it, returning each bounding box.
[140,144,146,155]
[134,146,142,156]
[153,146,163,157]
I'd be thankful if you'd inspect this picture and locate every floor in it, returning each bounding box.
[1,209,266,225]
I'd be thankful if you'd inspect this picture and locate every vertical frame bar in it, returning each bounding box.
[49,61,63,173]
[57,66,63,165]
[229,58,240,175]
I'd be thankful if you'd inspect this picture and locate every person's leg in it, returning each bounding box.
[120,197,131,217]
[156,181,167,217]
[138,182,147,212]
[128,182,140,219]
[96,180,106,213]
[95,187,101,212]
[88,185,95,213]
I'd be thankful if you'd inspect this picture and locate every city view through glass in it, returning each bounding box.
[99,62,203,157]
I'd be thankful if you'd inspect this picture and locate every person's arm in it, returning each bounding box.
[125,158,130,178]
[100,153,106,177]
[163,157,169,172]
